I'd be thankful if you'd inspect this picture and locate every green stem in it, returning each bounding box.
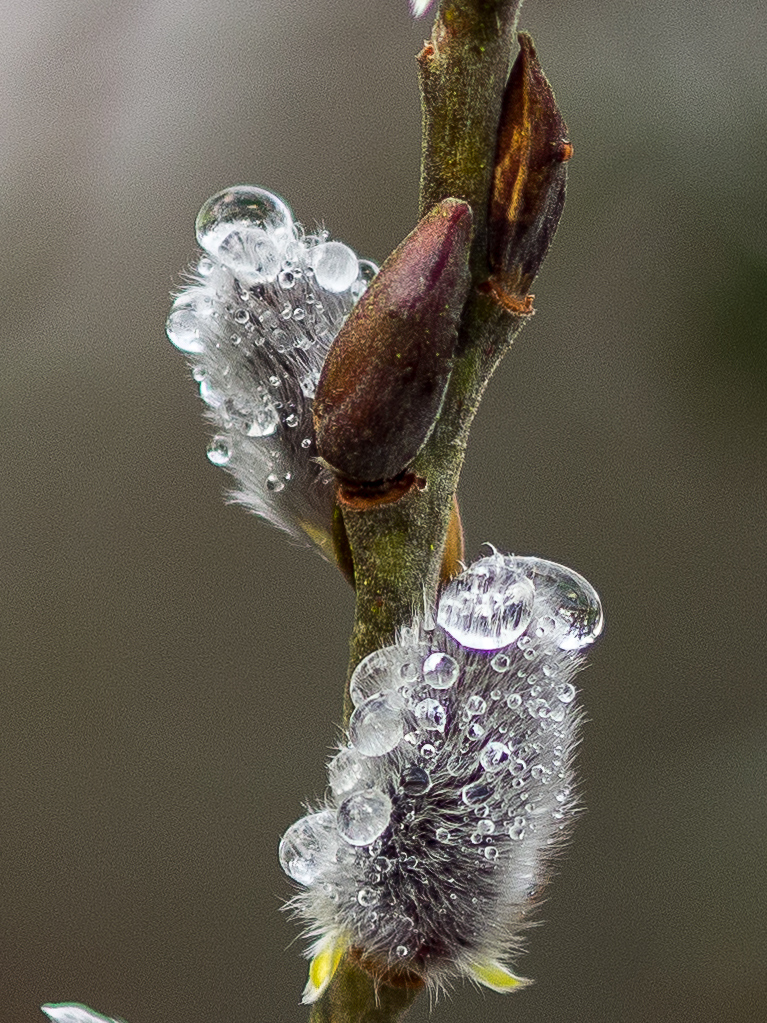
[313,2,528,1020]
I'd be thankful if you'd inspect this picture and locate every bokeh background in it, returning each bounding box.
[3,1,766,1021]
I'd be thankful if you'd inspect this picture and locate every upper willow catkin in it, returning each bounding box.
[279,550,603,1001]
[166,185,378,558]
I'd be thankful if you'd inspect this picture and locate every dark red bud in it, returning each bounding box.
[313,199,473,484]
[488,32,571,303]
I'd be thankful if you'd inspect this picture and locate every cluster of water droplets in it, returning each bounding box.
[280,550,603,983]
[166,186,377,551]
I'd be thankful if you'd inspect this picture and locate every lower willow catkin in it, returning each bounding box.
[279,550,603,1002]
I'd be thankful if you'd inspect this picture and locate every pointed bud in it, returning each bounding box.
[313,200,473,485]
[488,33,572,306]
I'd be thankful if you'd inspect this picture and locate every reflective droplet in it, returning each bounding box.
[557,682,576,704]
[284,413,299,428]
[395,945,409,958]
[517,556,604,650]
[484,845,499,860]
[337,789,392,846]
[461,779,493,807]
[166,296,206,354]
[349,646,400,707]
[279,809,338,884]
[436,827,451,843]
[465,695,487,716]
[199,377,224,408]
[414,698,446,732]
[491,653,511,673]
[266,473,285,492]
[509,823,526,841]
[349,692,405,756]
[477,818,495,835]
[400,765,432,795]
[437,555,535,650]
[311,241,358,293]
[357,887,380,907]
[479,741,511,772]
[196,185,293,259]
[328,747,366,797]
[422,652,460,690]
[206,436,231,466]
[301,437,312,449]
[245,399,279,437]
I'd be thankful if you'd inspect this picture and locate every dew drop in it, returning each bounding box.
[166,297,206,354]
[422,652,459,690]
[199,377,224,408]
[285,413,299,428]
[245,399,279,437]
[328,747,366,797]
[437,555,535,650]
[414,698,446,732]
[400,765,432,795]
[357,887,380,907]
[279,809,338,884]
[479,741,511,772]
[349,692,405,757]
[206,436,231,467]
[395,945,409,959]
[301,437,312,449]
[436,827,451,843]
[311,241,359,293]
[265,473,285,492]
[465,695,487,716]
[337,789,392,846]
[517,556,604,650]
[491,653,511,673]
[484,845,499,860]
[349,646,401,707]
[461,779,493,807]
[557,682,576,704]
[196,186,293,259]
[509,823,526,841]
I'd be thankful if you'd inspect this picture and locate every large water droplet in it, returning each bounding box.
[349,646,400,707]
[166,294,209,354]
[414,698,447,732]
[349,692,405,756]
[400,765,432,795]
[437,555,535,650]
[195,186,293,259]
[517,556,604,650]
[337,788,392,846]
[311,241,359,293]
[207,436,231,466]
[422,652,460,690]
[328,747,366,797]
[265,473,285,493]
[479,741,511,772]
[245,398,279,437]
[279,809,338,884]
[461,779,493,807]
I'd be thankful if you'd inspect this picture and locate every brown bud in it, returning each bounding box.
[313,199,473,485]
[488,32,572,303]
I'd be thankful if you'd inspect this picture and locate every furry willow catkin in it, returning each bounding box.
[165,185,378,558]
[280,550,603,1002]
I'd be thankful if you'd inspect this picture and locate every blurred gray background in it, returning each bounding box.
[3,1,765,1021]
